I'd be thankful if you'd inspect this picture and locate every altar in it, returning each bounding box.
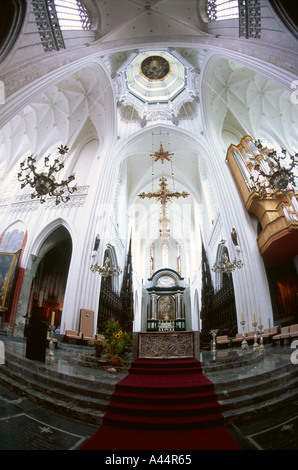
[137,331,200,359]
[146,269,186,332]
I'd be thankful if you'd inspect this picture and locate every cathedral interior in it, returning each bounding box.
[0,0,297,452]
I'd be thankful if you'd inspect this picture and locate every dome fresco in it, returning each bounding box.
[140,56,170,81]
[126,51,185,103]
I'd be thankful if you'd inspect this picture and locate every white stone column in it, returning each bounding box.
[150,294,158,320]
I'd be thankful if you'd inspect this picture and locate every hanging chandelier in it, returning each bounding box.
[212,249,243,277]
[249,140,297,198]
[90,246,122,278]
[17,145,77,205]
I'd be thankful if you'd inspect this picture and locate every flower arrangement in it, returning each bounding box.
[88,336,107,357]
[104,319,133,358]
[88,319,133,365]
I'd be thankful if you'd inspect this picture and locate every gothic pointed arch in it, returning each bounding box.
[27,224,72,327]
[97,244,122,333]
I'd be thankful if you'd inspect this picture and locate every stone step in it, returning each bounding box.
[4,351,116,397]
[220,375,298,420]
[216,365,298,400]
[0,369,105,425]
[0,361,110,411]
[0,341,297,426]
[0,350,119,425]
[223,388,298,422]
[207,356,298,422]
[102,410,225,430]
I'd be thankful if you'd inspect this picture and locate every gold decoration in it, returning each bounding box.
[18,145,77,205]
[138,177,189,239]
[138,177,189,205]
[150,143,174,164]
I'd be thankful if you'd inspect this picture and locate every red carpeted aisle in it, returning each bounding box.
[80,358,242,450]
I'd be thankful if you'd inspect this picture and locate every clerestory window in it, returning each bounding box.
[207,0,239,21]
[53,0,91,30]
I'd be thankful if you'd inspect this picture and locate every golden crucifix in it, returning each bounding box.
[138,177,189,238]
[150,143,174,164]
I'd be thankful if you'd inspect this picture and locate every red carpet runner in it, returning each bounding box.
[80,358,242,450]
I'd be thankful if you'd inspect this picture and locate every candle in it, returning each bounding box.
[241,312,244,321]
[253,314,256,323]
[51,311,55,326]
[259,316,262,325]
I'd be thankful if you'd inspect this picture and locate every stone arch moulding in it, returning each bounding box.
[26,222,73,330]
[26,217,75,268]
[0,219,27,256]
[102,243,122,291]
[149,268,184,287]
[213,242,229,291]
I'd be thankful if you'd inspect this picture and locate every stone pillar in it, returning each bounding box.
[150,294,158,320]
[175,292,185,330]
[147,293,158,331]
[175,292,185,319]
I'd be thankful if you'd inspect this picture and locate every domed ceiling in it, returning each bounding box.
[126,50,185,103]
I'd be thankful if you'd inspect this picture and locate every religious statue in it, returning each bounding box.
[93,235,100,251]
[231,228,239,246]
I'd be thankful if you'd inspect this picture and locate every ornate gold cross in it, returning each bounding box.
[138,177,189,204]
[138,177,189,238]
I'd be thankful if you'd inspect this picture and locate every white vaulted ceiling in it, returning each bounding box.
[1,49,296,191]
[0,67,111,177]
[1,51,297,221]
[207,59,298,151]
[93,0,207,43]
[0,0,297,275]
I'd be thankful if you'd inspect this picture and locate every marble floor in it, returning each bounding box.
[0,335,297,451]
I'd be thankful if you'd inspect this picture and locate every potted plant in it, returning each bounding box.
[88,335,107,358]
[103,319,134,366]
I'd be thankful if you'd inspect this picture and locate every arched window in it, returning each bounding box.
[54,0,91,30]
[162,244,168,268]
[176,242,181,275]
[207,0,239,21]
[150,244,154,277]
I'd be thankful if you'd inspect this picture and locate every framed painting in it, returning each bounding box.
[158,295,175,320]
[0,250,21,310]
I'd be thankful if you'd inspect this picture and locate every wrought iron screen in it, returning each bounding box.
[207,0,261,39]
[239,0,262,38]
[32,0,65,51]
[32,0,91,52]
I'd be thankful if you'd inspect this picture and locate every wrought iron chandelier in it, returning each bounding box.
[90,245,122,278]
[18,145,77,205]
[212,250,243,277]
[249,140,297,198]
